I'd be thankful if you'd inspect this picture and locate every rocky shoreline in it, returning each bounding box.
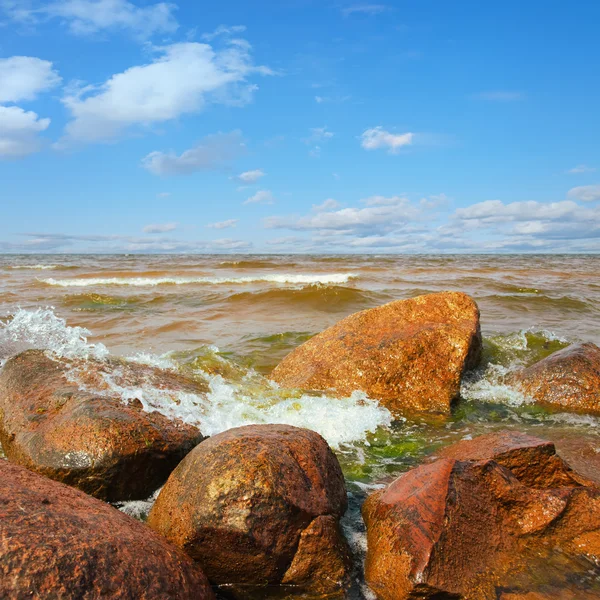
[1,291,599,599]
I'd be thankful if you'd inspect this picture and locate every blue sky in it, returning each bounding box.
[0,0,599,253]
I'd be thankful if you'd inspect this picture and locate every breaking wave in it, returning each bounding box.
[41,273,359,287]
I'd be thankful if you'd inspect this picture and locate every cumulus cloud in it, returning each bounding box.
[0,105,50,158]
[265,195,419,233]
[201,24,246,41]
[59,40,272,144]
[235,169,265,183]
[313,198,340,212]
[1,0,178,37]
[0,56,61,103]
[143,222,178,233]
[207,219,238,229]
[141,131,245,176]
[341,4,389,16]
[244,189,274,205]
[567,164,596,174]
[360,127,413,153]
[567,185,600,202]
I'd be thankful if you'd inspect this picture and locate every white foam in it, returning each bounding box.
[9,264,58,270]
[41,273,358,287]
[461,364,531,407]
[0,308,108,363]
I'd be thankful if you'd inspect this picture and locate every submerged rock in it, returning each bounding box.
[0,349,206,501]
[0,459,214,599]
[271,291,482,414]
[511,342,600,415]
[363,431,600,600]
[148,424,351,599]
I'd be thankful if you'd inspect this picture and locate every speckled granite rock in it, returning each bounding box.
[148,424,351,599]
[0,349,205,501]
[271,291,482,414]
[0,459,215,600]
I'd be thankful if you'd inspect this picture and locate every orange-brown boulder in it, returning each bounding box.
[438,430,592,488]
[0,349,205,501]
[148,424,351,599]
[363,433,600,600]
[0,459,214,600]
[270,291,482,414]
[511,342,600,415]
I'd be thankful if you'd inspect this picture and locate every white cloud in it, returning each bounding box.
[2,0,178,37]
[313,198,340,212]
[143,222,178,233]
[474,91,524,101]
[455,199,582,223]
[235,168,265,183]
[360,127,413,153]
[201,24,246,41]
[305,126,334,143]
[141,131,245,176]
[59,40,272,144]
[567,185,600,202]
[0,105,50,158]
[0,56,61,103]
[342,4,389,16]
[244,189,274,205]
[265,195,419,232]
[207,219,238,229]
[567,164,596,174]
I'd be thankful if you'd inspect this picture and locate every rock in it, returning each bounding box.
[552,435,600,486]
[271,291,482,414]
[439,430,592,488]
[0,349,206,501]
[0,459,214,600]
[147,424,351,599]
[511,342,600,415]
[363,433,600,600]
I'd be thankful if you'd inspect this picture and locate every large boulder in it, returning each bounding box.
[0,349,206,501]
[271,291,482,414]
[0,459,214,599]
[363,432,600,600]
[511,342,600,415]
[148,424,351,599]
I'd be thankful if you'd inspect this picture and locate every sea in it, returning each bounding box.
[1,253,599,598]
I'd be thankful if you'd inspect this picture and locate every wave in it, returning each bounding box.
[0,308,391,449]
[41,273,359,287]
[9,264,59,270]
[62,292,168,311]
[226,285,388,310]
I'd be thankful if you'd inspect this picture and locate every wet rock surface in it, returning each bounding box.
[0,349,205,501]
[148,424,351,599]
[271,291,482,414]
[363,431,600,600]
[511,342,600,415]
[0,459,215,600]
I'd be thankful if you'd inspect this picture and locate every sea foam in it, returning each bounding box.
[1,308,391,449]
[41,273,359,287]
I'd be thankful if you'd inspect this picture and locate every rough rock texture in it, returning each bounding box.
[0,349,206,501]
[511,342,600,415]
[552,435,600,486]
[148,424,351,599]
[439,430,592,488]
[363,432,600,600]
[271,291,482,414]
[0,459,214,600]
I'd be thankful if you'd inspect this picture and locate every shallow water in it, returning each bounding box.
[1,253,599,598]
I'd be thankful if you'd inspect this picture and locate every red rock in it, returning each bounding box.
[439,430,591,488]
[0,350,205,501]
[363,435,600,599]
[147,424,351,599]
[0,459,214,600]
[511,342,600,415]
[271,291,482,414]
